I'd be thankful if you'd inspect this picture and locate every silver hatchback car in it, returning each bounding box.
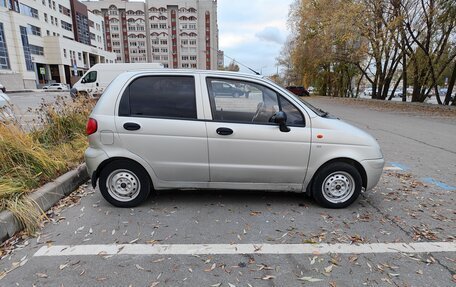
[85,70,384,208]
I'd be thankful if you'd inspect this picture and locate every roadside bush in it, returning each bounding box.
[0,96,93,233]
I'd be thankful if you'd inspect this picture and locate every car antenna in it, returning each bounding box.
[223,53,261,75]
[207,46,261,75]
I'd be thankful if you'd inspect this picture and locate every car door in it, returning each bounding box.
[204,77,311,187]
[115,74,209,183]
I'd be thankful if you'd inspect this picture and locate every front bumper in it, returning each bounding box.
[361,158,385,191]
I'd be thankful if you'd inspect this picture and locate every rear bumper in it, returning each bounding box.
[84,147,109,186]
[361,158,385,191]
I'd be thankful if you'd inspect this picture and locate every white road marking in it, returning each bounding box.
[34,242,456,257]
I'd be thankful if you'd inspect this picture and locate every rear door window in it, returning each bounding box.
[119,76,197,119]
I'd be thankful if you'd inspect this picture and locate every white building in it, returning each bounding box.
[0,0,116,90]
[84,0,219,70]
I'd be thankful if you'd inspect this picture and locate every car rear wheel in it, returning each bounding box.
[312,162,362,208]
[99,160,151,207]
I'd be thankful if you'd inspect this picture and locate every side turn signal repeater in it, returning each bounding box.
[317,134,324,139]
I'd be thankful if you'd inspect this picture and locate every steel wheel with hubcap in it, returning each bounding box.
[312,162,362,208]
[99,160,151,207]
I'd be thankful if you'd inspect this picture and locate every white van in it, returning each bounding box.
[70,63,164,98]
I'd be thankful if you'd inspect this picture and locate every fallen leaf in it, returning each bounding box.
[36,272,48,278]
[129,238,139,244]
[309,256,317,265]
[135,264,145,270]
[324,264,334,273]
[152,258,165,263]
[204,263,216,272]
[297,276,323,282]
[210,283,221,287]
[262,275,275,280]
[59,263,68,270]
[228,283,236,287]
[149,282,159,287]
[416,270,423,275]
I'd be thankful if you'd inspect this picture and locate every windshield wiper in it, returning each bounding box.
[319,109,328,117]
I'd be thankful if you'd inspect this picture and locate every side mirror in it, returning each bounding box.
[272,111,290,133]
[81,78,86,84]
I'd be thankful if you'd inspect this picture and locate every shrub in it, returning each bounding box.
[0,96,93,232]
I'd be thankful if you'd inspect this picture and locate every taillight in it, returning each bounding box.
[86,118,98,135]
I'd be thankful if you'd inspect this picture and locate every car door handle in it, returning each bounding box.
[123,122,141,131]
[216,127,233,136]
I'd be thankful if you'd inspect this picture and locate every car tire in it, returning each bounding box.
[99,159,151,207]
[312,162,362,208]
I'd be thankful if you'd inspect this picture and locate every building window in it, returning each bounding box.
[112,33,119,38]
[189,55,197,61]
[159,23,166,29]
[20,26,33,71]
[52,1,55,10]
[0,23,10,70]
[161,48,167,53]
[61,20,72,31]
[29,44,44,56]
[150,24,158,29]
[151,39,159,45]
[189,39,196,45]
[58,4,70,16]
[78,52,82,60]
[63,49,66,58]
[19,3,39,19]
[160,39,167,45]
[27,25,41,36]
[44,13,48,22]
[90,33,95,40]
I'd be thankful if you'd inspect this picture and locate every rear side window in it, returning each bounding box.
[119,76,197,119]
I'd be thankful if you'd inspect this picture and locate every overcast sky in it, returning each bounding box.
[217,0,294,75]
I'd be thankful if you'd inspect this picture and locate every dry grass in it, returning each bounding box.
[0,96,93,233]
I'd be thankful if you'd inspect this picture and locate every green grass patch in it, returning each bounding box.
[0,96,94,233]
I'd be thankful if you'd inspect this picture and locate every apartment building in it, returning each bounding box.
[0,0,116,90]
[84,0,219,70]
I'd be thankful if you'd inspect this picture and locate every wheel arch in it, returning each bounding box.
[91,157,153,189]
[305,157,367,195]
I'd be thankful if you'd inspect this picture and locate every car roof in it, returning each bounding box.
[119,69,265,81]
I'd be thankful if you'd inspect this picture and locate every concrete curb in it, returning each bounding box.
[0,164,89,243]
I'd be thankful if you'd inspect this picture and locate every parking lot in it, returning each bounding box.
[0,96,455,286]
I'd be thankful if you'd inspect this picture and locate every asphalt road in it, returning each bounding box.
[0,96,455,287]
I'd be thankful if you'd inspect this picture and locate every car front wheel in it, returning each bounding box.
[98,160,151,207]
[312,162,362,208]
